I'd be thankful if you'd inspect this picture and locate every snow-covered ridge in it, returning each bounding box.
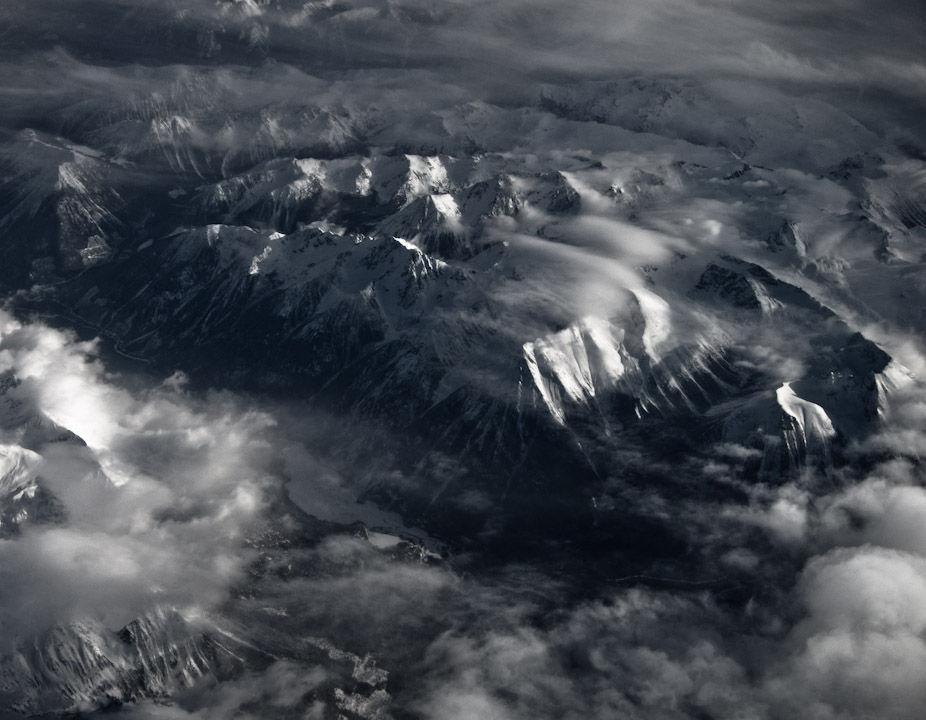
[195,152,582,258]
[0,609,241,715]
[522,292,733,426]
[0,444,40,496]
[538,77,879,170]
[717,382,836,478]
[523,317,627,425]
[776,381,837,444]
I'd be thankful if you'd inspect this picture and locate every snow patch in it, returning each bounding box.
[776,382,836,440]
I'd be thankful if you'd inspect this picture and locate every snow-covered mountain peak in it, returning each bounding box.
[775,381,837,443]
[0,444,41,496]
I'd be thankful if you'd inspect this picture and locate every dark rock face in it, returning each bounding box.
[696,263,766,309]
[765,221,807,258]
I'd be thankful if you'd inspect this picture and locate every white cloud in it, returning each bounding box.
[0,311,278,639]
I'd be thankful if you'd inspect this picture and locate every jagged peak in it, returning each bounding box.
[0,444,41,495]
[765,219,807,257]
[717,381,837,480]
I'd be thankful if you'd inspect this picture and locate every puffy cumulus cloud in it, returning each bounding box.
[799,548,926,635]
[410,588,764,720]
[765,547,926,720]
[818,479,926,556]
[0,311,279,638]
[712,443,763,461]
[241,533,461,658]
[710,398,926,719]
[862,386,926,460]
[403,501,926,720]
[728,483,813,548]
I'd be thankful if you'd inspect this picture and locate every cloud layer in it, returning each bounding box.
[0,311,274,638]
